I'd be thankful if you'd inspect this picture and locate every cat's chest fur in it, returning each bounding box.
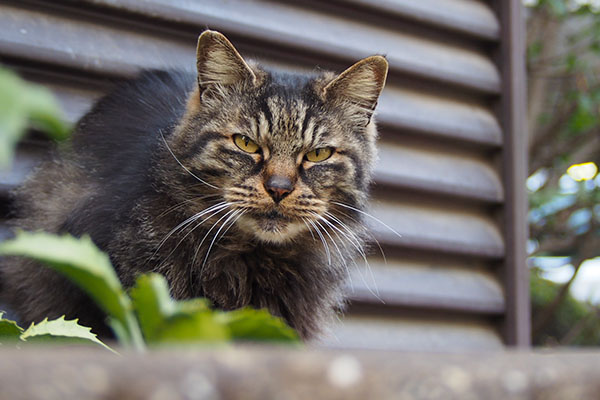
[111,205,343,339]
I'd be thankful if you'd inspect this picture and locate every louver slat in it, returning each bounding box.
[346,259,505,315]
[339,0,501,41]
[64,0,502,94]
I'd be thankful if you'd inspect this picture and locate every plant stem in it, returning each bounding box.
[125,313,146,352]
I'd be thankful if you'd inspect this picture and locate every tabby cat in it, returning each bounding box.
[0,31,388,340]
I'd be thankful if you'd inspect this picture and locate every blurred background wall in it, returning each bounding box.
[0,0,529,350]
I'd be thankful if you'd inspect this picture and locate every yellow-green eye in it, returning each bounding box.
[233,134,260,154]
[305,147,333,162]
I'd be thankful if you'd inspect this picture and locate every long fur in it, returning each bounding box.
[0,32,388,340]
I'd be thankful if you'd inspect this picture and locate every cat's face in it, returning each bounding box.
[168,31,387,244]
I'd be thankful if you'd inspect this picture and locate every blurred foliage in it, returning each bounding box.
[531,268,600,345]
[527,0,600,345]
[0,66,70,168]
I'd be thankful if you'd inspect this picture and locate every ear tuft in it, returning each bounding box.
[196,30,256,92]
[323,56,388,122]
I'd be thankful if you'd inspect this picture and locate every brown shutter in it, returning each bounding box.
[0,0,529,349]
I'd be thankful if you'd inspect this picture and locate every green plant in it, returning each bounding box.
[0,66,70,168]
[0,231,299,352]
[527,0,600,344]
[0,312,116,352]
[531,268,600,345]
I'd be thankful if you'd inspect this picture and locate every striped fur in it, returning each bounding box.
[0,31,388,340]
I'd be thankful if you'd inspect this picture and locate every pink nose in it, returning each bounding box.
[264,175,294,203]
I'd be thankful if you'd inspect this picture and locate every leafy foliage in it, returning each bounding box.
[218,307,300,342]
[527,0,600,345]
[0,231,299,351]
[20,316,116,352]
[0,312,114,351]
[531,269,600,345]
[130,274,229,344]
[0,312,23,341]
[0,67,70,168]
[131,274,298,345]
[0,231,144,349]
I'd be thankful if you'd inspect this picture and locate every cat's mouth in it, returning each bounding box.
[253,210,292,232]
[261,210,292,221]
[239,209,305,243]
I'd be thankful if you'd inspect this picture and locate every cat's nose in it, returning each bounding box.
[264,175,294,203]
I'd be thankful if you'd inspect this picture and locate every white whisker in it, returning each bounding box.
[301,217,316,242]
[156,195,221,220]
[191,207,239,271]
[217,208,246,241]
[145,201,230,267]
[156,201,230,252]
[332,201,402,239]
[313,215,353,291]
[156,202,237,269]
[306,218,331,266]
[318,212,381,300]
[201,208,243,270]
[160,129,219,190]
[324,212,365,254]
[331,209,388,265]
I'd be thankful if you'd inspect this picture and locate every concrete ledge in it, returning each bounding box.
[1,347,599,399]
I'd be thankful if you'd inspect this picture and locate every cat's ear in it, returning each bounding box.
[196,30,256,93]
[323,56,388,124]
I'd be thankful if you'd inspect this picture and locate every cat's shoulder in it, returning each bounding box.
[69,69,195,163]
[81,69,194,126]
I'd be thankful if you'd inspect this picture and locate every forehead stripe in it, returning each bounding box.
[258,112,270,142]
[259,102,274,137]
[250,117,259,139]
[300,109,313,146]
[312,125,328,147]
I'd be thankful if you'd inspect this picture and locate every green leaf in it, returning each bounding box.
[0,231,144,350]
[0,68,70,168]
[131,273,228,344]
[0,312,24,343]
[218,307,300,343]
[21,316,116,353]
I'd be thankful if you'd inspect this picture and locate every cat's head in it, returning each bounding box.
[168,30,387,244]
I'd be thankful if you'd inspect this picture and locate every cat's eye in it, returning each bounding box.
[233,134,260,154]
[305,147,333,162]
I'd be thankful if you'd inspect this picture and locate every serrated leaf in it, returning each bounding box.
[131,273,228,344]
[0,231,143,349]
[0,312,24,343]
[21,316,116,353]
[218,307,300,343]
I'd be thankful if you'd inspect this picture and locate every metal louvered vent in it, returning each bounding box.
[0,0,528,350]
